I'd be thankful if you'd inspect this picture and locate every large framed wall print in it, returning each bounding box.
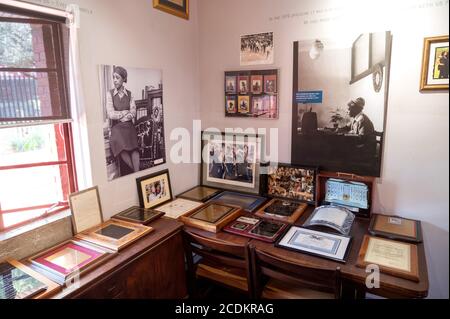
[201,131,264,195]
[225,70,278,119]
[292,31,392,177]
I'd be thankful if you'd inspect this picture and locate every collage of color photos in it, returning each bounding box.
[225,69,278,119]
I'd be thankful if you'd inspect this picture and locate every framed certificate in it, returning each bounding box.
[112,206,164,225]
[223,216,288,243]
[155,198,204,219]
[69,186,104,234]
[209,191,267,213]
[303,205,355,236]
[357,235,419,282]
[275,226,352,263]
[75,219,153,251]
[180,203,242,233]
[29,240,113,285]
[177,186,222,202]
[368,214,423,243]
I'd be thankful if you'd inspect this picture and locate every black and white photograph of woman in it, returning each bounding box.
[100,65,166,181]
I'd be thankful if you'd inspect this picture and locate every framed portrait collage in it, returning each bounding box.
[225,69,278,119]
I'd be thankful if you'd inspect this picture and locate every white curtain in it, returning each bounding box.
[67,4,93,189]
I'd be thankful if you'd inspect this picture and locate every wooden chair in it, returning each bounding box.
[183,229,253,298]
[249,244,342,299]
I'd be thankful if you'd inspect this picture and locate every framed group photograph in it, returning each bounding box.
[265,163,317,205]
[357,235,419,282]
[275,226,352,263]
[29,239,113,285]
[177,186,222,202]
[112,206,165,225]
[201,131,264,195]
[209,191,267,213]
[240,32,274,66]
[224,70,279,119]
[136,169,173,209]
[153,0,189,20]
[154,198,204,219]
[75,219,153,251]
[180,203,242,233]
[223,216,288,243]
[368,214,423,243]
[420,35,449,91]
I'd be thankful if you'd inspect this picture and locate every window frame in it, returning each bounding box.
[0,9,77,232]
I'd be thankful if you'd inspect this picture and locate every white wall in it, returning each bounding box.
[24,0,201,216]
[198,0,449,298]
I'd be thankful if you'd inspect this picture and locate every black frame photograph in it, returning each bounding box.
[136,169,173,209]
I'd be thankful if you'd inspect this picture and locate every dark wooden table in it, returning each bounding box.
[184,207,429,299]
[26,217,188,299]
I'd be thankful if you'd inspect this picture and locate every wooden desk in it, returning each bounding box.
[27,217,187,299]
[183,207,429,299]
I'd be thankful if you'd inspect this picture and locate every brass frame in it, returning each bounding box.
[420,35,449,91]
[153,0,189,20]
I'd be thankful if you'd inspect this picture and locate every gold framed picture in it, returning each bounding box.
[153,0,189,20]
[420,35,449,91]
[180,203,242,233]
[357,235,419,282]
[75,219,153,251]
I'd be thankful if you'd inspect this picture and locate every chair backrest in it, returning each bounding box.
[183,229,253,296]
[250,245,341,299]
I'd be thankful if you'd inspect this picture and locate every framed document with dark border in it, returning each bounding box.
[357,235,419,282]
[177,186,222,202]
[368,214,423,243]
[112,206,164,225]
[209,191,267,213]
[255,199,307,224]
[180,203,242,233]
[29,240,113,285]
[76,219,153,251]
[223,216,288,243]
[275,226,352,263]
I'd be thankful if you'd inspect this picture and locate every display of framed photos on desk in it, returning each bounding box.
[112,206,165,225]
[154,198,204,219]
[275,226,352,263]
[209,191,267,213]
[75,219,153,252]
[180,203,242,233]
[177,186,222,202]
[357,235,420,282]
[368,214,423,243]
[224,69,278,119]
[0,260,61,299]
[223,216,288,243]
[201,131,264,195]
[303,205,355,236]
[29,240,113,285]
[136,169,173,209]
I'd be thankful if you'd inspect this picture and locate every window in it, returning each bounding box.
[0,7,76,231]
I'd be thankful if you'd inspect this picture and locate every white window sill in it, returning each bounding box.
[0,210,72,242]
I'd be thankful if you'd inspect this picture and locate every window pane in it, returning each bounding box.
[0,71,62,120]
[0,164,68,210]
[0,124,67,166]
[2,208,47,229]
[0,22,56,69]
